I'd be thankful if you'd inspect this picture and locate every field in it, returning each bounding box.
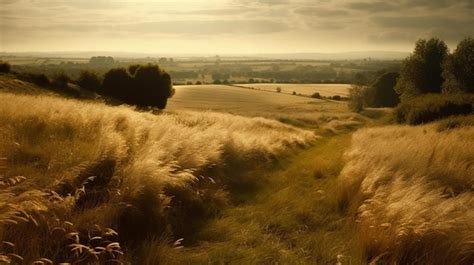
[234,83,351,97]
[169,84,362,132]
[0,73,473,264]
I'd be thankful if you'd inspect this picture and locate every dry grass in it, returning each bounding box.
[235,83,350,97]
[169,84,363,131]
[338,124,474,264]
[0,91,314,263]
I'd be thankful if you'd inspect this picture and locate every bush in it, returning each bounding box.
[311,92,322,99]
[0,61,11,73]
[348,86,364,112]
[77,71,101,92]
[276,87,281,93]
[436,115,474,131]
[366,72,400,107]
[16,72,50,87]
[394,94,474,125]
[51,73,71,89]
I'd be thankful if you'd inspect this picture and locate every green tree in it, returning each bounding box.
[0,61,11,73]
[367,72,400,107]
[103,68,133,100]
[348,72,370,112]
[442,38,474,93]
[132,64,173,109]
[51,73,71,88]
[77,71,101,92]
[396,38,448,98]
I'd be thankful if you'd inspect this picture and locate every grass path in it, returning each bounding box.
[154,133,363,264]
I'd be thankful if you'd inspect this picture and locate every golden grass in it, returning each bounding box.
[338,124,474,264]
[0,91,314,263]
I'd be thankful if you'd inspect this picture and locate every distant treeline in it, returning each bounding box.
[7,56,400,85]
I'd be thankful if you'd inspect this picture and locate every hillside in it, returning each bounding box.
[0,75,473,264]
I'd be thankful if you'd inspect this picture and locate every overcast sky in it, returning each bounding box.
[1,0,473,54]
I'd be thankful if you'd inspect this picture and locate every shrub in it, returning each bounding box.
[332,95,342,100]
[311,92,321,99]
[292,91,296,95]
[436,115,474,131]
[276,87,282,93]
[51,73,71,89]
[394,94,474,125]
[366,72,400,107]
[76,70,101,92]
[0,62,11,73]
[348,86,364,112]
[16,72,50,87]
[196,81,202,85]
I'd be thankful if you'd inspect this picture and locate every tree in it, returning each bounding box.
[367,72,400,107]
[89,56,115,65]
[396,38,448,98]
[132,64,173,109]
[77,71,101,92]
[442,38,474,93]
[311,92,322,99]
[0,61,11,73]
[103,68,133,100]
[348,72,370,112]
[128,64,141,76]
[51,73,70,88]
[348,86,364,112]
[276,87,282,93]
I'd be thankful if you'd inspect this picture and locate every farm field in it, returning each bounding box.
[235,83,351,97]
[169,84,361,131]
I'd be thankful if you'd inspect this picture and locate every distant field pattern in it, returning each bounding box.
[235,83,351,97]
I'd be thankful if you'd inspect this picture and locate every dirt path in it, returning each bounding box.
[160,133,363,264]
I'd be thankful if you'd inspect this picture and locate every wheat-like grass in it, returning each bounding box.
[338,124,474,264]
[0,91,314,262]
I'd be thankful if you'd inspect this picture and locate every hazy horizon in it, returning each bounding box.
[1,0,473,54]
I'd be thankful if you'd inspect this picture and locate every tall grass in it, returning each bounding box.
[338,124,474,264]
[0,92,314,262]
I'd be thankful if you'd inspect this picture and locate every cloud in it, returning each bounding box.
[131,20,289,35]
[294,7,349,17]
[347,1,396,12]
[372,15,471,29]
[1,0,473,53]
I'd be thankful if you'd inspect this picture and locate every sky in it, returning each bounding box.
[1,0,473,54]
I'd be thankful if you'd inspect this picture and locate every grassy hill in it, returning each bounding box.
[0,74,473,264]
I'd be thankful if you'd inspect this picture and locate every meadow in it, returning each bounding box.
[169,84,362,132]
[0,87,314,263]
[234,83,351,97]
[338,124,474,264]
[0,72,473,264]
